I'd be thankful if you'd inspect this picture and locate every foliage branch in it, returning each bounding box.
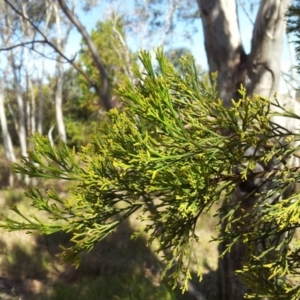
[1,49,300,297]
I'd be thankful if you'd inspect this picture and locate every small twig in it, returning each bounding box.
[238,0,254,25]
[0,40,44,51]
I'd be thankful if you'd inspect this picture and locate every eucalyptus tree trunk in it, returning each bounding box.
[53,2,66,142]
[3,3,27,158]
[52,0,77,142]
[197,0,292,299]
[37,0,53,135]
[0,84,16,187]
[10,55,27,157]
[197,0,290,105]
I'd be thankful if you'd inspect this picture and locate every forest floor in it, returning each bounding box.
[0,187,219,300]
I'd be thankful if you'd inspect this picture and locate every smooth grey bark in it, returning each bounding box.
[0,84,16,187]
[55,59,67,142]
[10,56,27,157]
[53,1,68,142]
[197,1,292,299]
[197,0,245,107]
[248,1,291,98]
[0,85,16,163]
[37,0,53,135]
[197,0,291,106]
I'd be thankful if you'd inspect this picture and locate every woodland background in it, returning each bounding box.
[0,1,298,299]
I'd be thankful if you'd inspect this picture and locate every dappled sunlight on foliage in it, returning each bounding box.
[78,15,137,113]
[1,49,300,298]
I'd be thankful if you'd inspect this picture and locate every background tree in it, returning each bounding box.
[164,47,206,76]
[52,0,76,142]
[56,0,113,111]
[77,14,136,113]
[197,0,291,105]
[0,0,118,164]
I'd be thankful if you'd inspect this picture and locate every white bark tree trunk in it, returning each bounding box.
[53,0,76,142]
[55,60,66,142]
[28,75,36,134]
[197,0,244,106]
[0,84,16,187]
[10,55,27,157]
[37,81,44,135]
[0,86,16,162]
[248,1,291,98]
[53,1,67,142]
[198,0,291,105]
[37,0,53,135]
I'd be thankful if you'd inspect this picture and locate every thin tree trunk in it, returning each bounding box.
[55,61,66,142]
[37,0,53,135]
[0,84,16,187]
[37,80,44,135]
[28,76,36,134]
[10,57,27,157]
[53,0,75,142]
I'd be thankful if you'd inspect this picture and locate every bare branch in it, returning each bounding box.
[160,0,178,45]
[238,0,254,25]
[0,40,46,51]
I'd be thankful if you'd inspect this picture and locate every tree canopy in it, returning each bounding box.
[78,15,136,112]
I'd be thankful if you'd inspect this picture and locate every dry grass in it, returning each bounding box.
[0,186,220,300]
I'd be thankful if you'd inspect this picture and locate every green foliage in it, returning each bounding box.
[164,47,206,76]
[287,1,300,72]
[60,16,138,149]
[2,49,300,297]
[78,15,137,112]
[47,67,96,149]
[58,68,96,149]
[64,117,96,149]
